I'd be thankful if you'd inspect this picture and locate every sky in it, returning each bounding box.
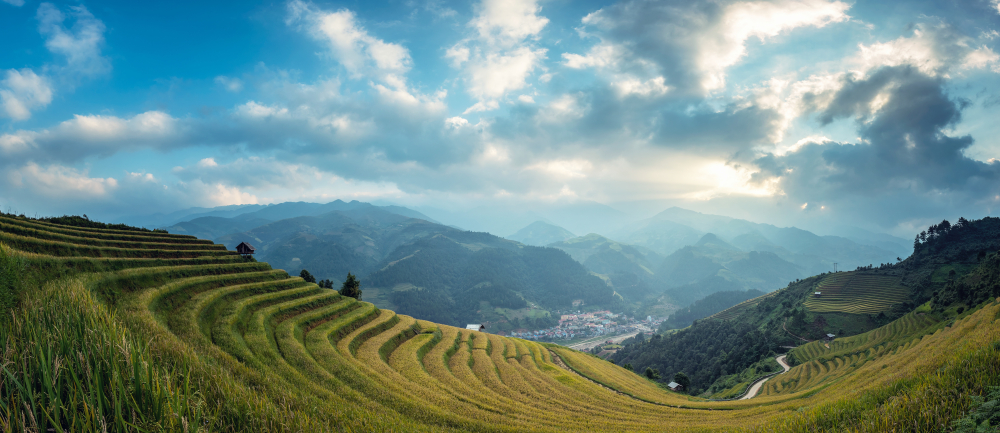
[1,0,1000,237]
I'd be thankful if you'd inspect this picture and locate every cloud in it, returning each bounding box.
[564,0,850,95]
[0,69,54,120]
[856,22,1000,77]
[0,111,179,164]
[450,0,549,110]
[172,156,327,190]
[471,0,549,47]
[36,2,110,78]
[215,76,244,92]
[287,1,411,81]
[2,0,24,7]
[749,66,1000,225]
[7,163,118,200]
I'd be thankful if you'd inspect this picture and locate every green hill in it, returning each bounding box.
[2,212,1000,432]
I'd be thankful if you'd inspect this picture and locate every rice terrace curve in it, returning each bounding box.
[2,213,999,432]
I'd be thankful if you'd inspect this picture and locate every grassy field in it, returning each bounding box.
[2,216,1000,432]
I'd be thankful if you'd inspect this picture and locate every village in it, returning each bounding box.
[499,310,663,343]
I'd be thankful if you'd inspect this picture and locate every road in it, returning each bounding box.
[740,355,791,400]
[566,331,641,351]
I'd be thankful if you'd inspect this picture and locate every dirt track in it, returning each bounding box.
[740,355,790,400]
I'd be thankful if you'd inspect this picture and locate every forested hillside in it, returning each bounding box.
[366,232,618,329]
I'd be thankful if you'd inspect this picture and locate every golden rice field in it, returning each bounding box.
[803,272,910,314]
[2,214,1000,432]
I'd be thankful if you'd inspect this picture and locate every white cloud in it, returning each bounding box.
[450,0,550,108]
[236,101,290,118]
[445,45,470,68]
[466,47,546,100]
[2,0,24,7]
[525,158,593,179]
[540,94,587,123]
[961,46,1000,73]
[463,100,500,114]
[856,23,1000,77]
[0,69,53,120]
[611,76,669,98]
[36,3,110,77]
[8,162,117,199]
[517,95,535,104]
[287,1,410,80]
[566,0,850,94]
[215,76,244,92]
[445,116,470,129]
[0,111,178,164]
[471,0,549,47]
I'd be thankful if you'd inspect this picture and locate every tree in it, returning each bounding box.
[299,269,316,283]
[623,363,633,372]
[673,372,691,390]
[644,367,660,380]
[340,272,362,301]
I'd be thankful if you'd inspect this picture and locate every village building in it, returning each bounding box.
[825,333,836,341]
[814,291,822,297]
[466,324,486,332]
[667,381,684,392]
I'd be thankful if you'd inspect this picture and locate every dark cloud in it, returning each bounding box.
[754,66,1000,225]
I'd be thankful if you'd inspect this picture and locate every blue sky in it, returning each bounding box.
[1,0,1000,236]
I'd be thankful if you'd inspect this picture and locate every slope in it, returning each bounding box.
[2,212,1000,432]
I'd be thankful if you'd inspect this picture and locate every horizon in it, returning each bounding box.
[2,0,999,239]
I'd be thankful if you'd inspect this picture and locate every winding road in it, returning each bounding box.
[740,355,791,400]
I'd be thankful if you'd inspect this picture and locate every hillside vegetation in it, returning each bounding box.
[2,212,999,432]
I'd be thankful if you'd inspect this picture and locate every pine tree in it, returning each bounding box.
[340,272,362,301]
[299,269,316,283]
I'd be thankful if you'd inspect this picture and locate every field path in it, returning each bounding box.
[741,355,790,400]
[783,318,812,343]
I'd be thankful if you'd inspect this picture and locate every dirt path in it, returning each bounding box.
[740,355,790,400]
[783,318,812,343]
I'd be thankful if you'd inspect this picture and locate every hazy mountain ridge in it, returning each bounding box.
[506,220,576,246]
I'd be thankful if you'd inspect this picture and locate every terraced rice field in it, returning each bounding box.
[762,312,941,396]
[803,272,910,314]
[4,214,1000,432]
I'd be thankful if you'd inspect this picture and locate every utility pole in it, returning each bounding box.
[833,263,838,273]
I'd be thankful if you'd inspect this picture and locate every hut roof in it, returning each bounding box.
[466,324,485,331]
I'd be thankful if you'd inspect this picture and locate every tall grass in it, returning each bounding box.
[0,276,208,432]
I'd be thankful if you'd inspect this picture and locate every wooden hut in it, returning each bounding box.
[236,242,256,258]
[466,324,486,332]
[667,381,684,392]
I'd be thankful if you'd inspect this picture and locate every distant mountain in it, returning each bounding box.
[619,207,898,276]
[547,233,661,277]
[414,200,632,239]
[121,200,437,231]
[655,233,806,304]
[179,201,621,331]
[507,221,576,246]
[365,232,618,328]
